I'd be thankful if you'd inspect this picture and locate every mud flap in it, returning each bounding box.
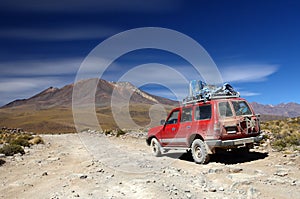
[204,141,214,154]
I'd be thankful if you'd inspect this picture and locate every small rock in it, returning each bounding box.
[228,167,243,173]
[0,153,5,158]
[286,161,296,166]
[274,171,288,177]
[290,180,297,186]
[219,187,225,191]
[208,187,217,192]
[186,193,192,199]
[208,168,223,174]
[80,175,87,179]
[48,157,60,162]
[42,172,48,176]
[247,187,260,198]
[97,169,105,173]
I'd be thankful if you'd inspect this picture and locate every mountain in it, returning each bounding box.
[0,79,178,133]
[251,102,300,118]
[2,78,177,110]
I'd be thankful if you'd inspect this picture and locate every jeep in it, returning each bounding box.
[146,97,262,164]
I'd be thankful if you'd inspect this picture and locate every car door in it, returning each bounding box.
[177,107,193,146]
[194,104,212,137]
[161,109,180,147]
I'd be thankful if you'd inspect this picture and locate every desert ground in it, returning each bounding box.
[0,132,299,199]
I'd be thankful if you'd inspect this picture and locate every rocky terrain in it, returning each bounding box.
[0,132,299,199]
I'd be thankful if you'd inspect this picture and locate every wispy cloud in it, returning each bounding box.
[220,64,278,83]
[0,58,84,105]
[0,59,81,76]
[0,77,66,105]
[239,91,261,97]
[0,77,63,92]
[0,26,120,41]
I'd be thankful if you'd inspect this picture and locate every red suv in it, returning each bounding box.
[146,97,262,164]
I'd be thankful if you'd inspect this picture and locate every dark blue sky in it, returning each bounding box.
[0,0,299,105]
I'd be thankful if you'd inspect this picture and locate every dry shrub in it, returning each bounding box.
[262,117,300,151]
[0,144,25,156]
[0,159,5,166]
[28,136,44,145]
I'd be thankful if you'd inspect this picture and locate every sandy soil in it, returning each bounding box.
[0,133,299,199]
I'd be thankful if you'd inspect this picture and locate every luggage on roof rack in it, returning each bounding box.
[183,80,240,104]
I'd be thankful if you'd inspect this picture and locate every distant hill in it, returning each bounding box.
[250,102,300,119]
[2,78,177,110]
[0,79,178,133]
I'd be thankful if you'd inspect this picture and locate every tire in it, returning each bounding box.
[191,139,210,164]
[150,138,162,157]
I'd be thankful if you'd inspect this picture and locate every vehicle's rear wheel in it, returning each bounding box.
[191,139,210,164]
[150,138,162,157]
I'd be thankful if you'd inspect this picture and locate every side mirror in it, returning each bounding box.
[160,119,166,125]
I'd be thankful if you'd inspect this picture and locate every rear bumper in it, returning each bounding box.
[205,134,263,147]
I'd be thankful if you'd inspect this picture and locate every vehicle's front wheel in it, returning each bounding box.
[191,139,210,164]
[150,138,162,157]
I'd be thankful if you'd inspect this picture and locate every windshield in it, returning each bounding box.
[232,101,252,116]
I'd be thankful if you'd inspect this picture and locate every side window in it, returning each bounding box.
[232,101,252,116]
[195,105,212,120]
[180,107,192,122]
[166,110,179,124]
[218,102,233,117]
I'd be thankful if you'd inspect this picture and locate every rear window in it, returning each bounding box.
[218,101,233,117]
[181,107,193,122]
[195,105,211,120]
[232,101,252,116]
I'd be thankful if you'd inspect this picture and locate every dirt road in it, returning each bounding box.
[0,133,299,199]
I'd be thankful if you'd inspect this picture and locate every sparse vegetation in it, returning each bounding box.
[261,117,300,151]
[0,159,5,166]
[0,144,25,156]
[101,128,126,137]
[116,128,126,137]
[0,127,44,157]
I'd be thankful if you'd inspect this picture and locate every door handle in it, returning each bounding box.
[172,127,176,131]
[186,126,191,129]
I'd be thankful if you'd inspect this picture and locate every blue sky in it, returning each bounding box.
[0,0,299,106]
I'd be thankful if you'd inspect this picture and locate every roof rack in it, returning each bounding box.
[182,80,240,105]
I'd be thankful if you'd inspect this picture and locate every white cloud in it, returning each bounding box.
[0,78,62,92]
[220,64,278,83]
[239,91,260,97]
[0,59,81,76]
[0,77,67,106]
[0,26,120,41]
